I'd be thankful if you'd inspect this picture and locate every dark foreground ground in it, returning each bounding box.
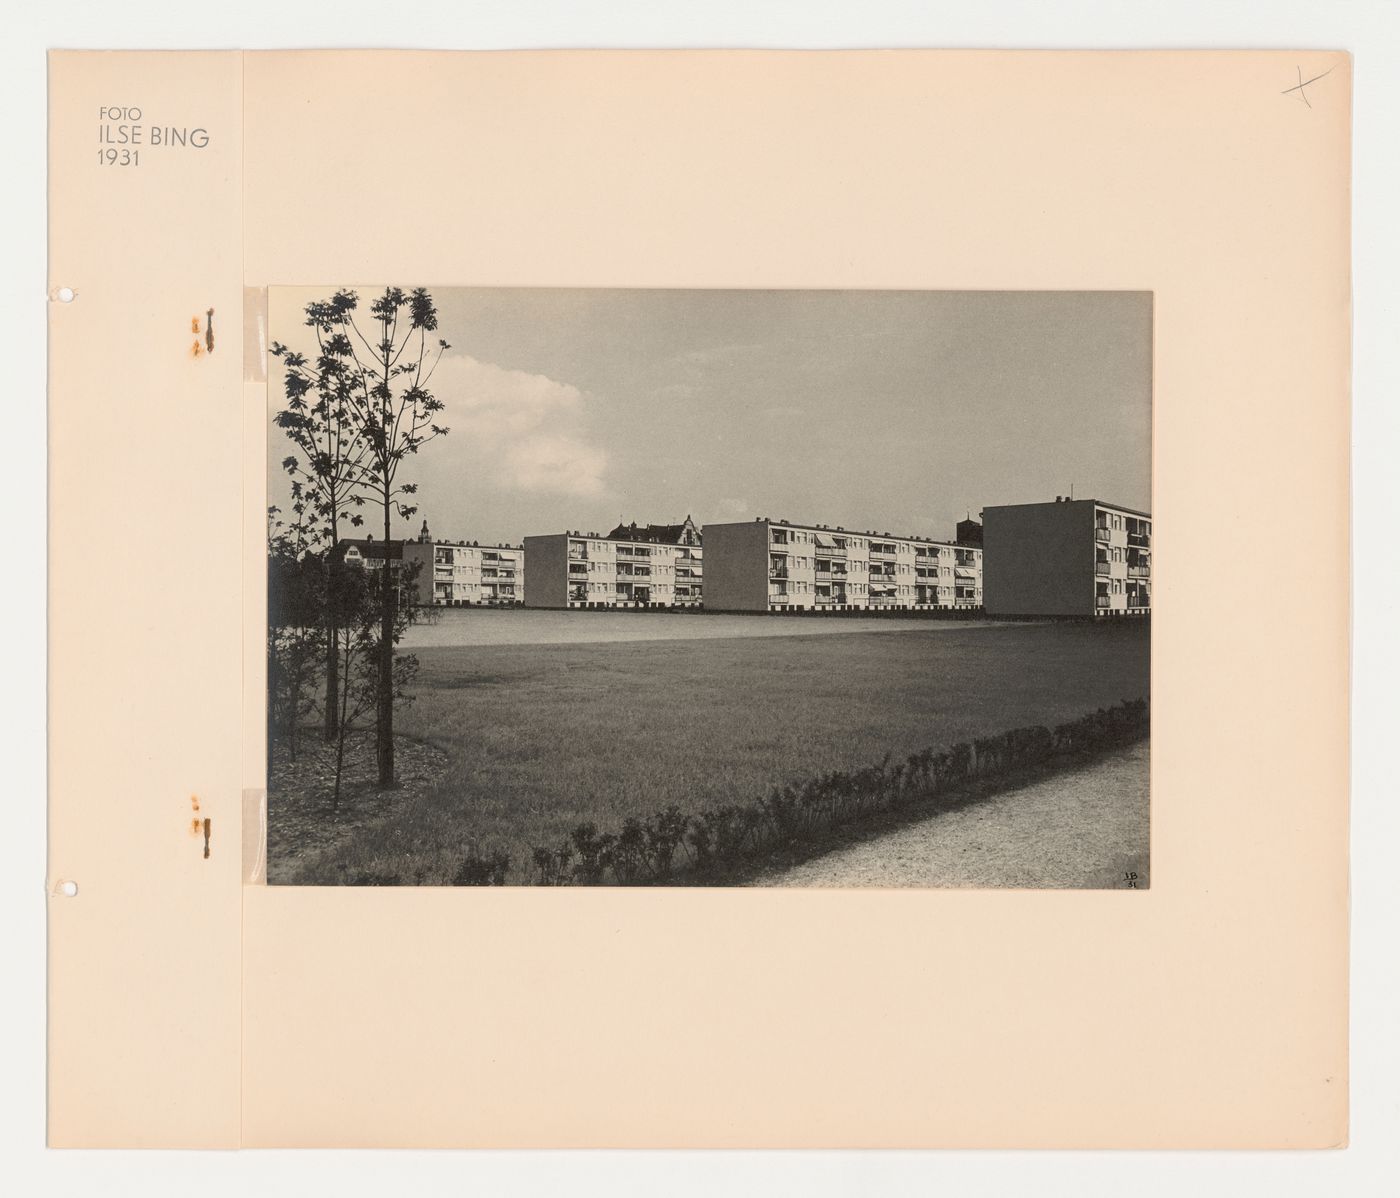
[269,619,1150,885]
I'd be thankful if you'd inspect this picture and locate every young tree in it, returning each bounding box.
[270,300,377,742]
[266,505,327,761]
[322,560,422,809]
[293,287,451,786]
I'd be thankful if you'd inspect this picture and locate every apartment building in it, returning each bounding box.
[524,516,704,609]
[981,497,1151,617]
[702,517,982,613]
[339,520,525,607]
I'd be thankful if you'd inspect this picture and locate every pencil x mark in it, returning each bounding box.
[1282,65,1334,109]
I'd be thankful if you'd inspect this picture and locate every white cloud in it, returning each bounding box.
[425,353,608,498]
[505,435,607,497]
[715,497,749,519]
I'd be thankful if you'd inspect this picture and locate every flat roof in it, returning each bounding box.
[431,541,523,550]
[531,531,699,550]
[981,499,1152,520]
[705,517,977,549]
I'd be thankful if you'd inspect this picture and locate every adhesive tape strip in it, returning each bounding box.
[243,286,268,383]
[242,787,267,885]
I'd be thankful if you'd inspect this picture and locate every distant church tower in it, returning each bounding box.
[417,518,432,544]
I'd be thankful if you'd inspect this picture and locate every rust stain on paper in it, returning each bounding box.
[189,310,215,357]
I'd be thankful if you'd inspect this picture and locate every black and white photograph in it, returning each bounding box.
[265,287,1152,887]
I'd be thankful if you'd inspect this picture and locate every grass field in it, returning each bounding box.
[279,620,1150,885]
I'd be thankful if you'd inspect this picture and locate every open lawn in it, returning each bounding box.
[276,620,1149,885]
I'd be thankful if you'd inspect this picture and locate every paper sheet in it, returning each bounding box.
[48,49,1350,1148]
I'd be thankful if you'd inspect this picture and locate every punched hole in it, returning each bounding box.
[57,880,78,897]
[55,287,75,303]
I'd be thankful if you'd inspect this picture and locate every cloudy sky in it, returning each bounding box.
[266,288,1151,546]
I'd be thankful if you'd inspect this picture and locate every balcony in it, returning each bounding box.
[1128,566,1150,578]
[1095,562,1111,576]
[769,568,789,580]
[1128,533,1151,548]
[1095,526,1111,542]
[1096,595,1111,608]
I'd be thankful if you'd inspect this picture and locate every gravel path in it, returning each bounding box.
[753,742,1150,889]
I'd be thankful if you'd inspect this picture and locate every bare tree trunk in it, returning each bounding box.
[323,518,340,743]
[333,629,353,810]
[267,634,282,753]
[285,643,298,762]
[376,489,395,787]
[324,621,339,741]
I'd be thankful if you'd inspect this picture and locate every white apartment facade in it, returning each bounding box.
[703,518,982,613]
[524,517,704,609]
[421,538,524,606]
[339,520,525,606]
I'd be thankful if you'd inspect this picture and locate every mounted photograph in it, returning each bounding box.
[262,287,1152,888]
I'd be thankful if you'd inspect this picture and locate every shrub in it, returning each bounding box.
[570,822,616,884]
[610,818,648,884]
[452,848,511,886]
[643,806,689,879]
[523,699,1148,886]
[531,840,575,886]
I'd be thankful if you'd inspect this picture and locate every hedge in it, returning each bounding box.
[448,698,1150,886]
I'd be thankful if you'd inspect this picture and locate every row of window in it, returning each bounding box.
[772,580,974,596]
[434,581,514,590]
[568,582,697,594]
[1098,512,1152,533]
[772,530,979,557]
[434,552,522,564]
[772,558,975,576]
[1097,579,1152,596]
[568,563,695,576]
[569,540,703,556]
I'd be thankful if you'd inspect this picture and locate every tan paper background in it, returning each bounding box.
[49,49,1350,1147]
